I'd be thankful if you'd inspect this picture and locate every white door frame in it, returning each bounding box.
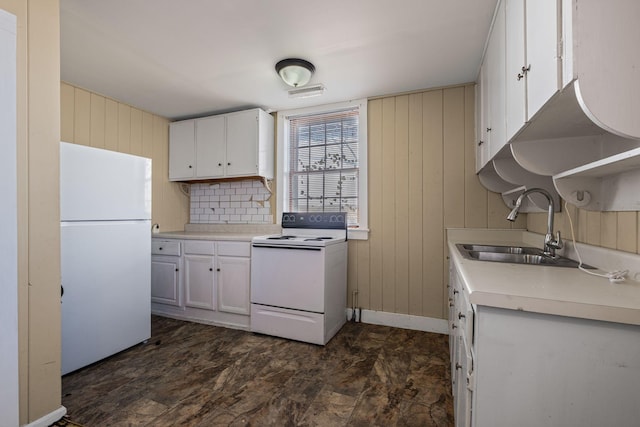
[0,8,19,426]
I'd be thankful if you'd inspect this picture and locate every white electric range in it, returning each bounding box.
[250,212,348,345]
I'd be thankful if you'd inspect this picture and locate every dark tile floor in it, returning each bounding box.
[62,316,453,426]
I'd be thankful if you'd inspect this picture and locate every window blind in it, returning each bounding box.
[287,107,360,226]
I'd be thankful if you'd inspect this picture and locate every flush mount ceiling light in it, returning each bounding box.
[275,58,315,87]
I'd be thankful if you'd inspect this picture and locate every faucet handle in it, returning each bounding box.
[553,231,563,249]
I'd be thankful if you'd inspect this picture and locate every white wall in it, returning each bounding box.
[0,8,19,427]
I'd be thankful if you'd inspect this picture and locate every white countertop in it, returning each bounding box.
[153,231,262,242]
[448,228,640,326]
[153,223,282,241]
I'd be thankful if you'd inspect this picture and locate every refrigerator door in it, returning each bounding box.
[60,142,151,221]
[61,220,151,375]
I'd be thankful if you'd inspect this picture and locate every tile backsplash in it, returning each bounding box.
[190,181,273,224]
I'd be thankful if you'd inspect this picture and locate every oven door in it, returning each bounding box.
[251,244,325,312]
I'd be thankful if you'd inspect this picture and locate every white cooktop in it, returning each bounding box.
[252,229,346,247]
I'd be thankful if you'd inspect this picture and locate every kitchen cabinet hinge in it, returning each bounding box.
[557,39,563,59]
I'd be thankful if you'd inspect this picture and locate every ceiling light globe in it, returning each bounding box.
[276,58,315,87]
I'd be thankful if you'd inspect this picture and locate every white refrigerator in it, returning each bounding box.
[60,142,152,375]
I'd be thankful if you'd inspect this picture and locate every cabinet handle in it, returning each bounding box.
[517,64,531,81]
[478,140,484,146]
[451,323,457,329]
[209,268,213,272]
[159,247,163,250]
[227,162,231,166]
[217,268,221,272]
[188,165,192,169]
[486,127,492,133]
[218,163,222,166]
[175,268,179,272]
[449,302,454,307]
[453,290,459,295]
[456,363,462,370]
[458,312,466,319]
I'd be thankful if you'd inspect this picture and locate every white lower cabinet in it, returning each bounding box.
[450,259,640,427]
[184,254,215,310]
[217,256,250,315]
[449,263,474,427]
[151,256,182,306]
[151,240,182,306]
[151,238,251,329]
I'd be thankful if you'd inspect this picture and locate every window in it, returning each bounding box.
[277,99,368,239]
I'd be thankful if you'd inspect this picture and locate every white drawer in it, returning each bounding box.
[184,240,215,255]
[152,240,181,256]
[251,304,325,345]
[217,241,250,257]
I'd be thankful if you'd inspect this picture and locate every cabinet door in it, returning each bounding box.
[151,255,181,306]
[505,0,526,141]
[457,334,474,427]
[525,0,560,118]
[476,64,491,172]
[486,0,507,159]
[217,256,250,315]
[195,115,225,178]
[184,254,215,310]
[169,120,195,180]
[225,110,258,177]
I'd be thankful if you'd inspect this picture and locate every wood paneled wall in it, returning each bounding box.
[348,85,526,320]
[3,0,63,423]
[528,209,640,254]
[60,82,189,231]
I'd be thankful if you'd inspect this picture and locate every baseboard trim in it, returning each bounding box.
[346,309,448,334]
[24,406,67,427]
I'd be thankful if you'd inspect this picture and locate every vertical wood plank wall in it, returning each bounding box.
[349,85,526,320]
[528,209,640,254]
[60,82,189,231]
[8,0,63,422]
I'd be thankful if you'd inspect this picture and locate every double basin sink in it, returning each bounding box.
[456,244,593,268]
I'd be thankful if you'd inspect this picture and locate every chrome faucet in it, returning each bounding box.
[506,188,563,257]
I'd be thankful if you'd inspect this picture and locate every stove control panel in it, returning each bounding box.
[281,212,347,229]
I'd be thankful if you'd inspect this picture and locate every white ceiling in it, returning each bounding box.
[60,0,497,120]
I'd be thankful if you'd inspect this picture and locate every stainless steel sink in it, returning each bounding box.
[456,244,594,268]
[460,244,543,255]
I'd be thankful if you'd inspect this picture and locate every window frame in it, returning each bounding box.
[276,99,369,240]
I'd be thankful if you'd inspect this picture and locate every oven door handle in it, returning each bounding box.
[252,244,322,251]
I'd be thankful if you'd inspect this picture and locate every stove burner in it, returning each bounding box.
[267,235,297,240]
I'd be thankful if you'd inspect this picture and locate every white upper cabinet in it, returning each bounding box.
[486,0,507,160]
[195,115,226,178]
[571,0,640,140]
[225,109,261,177]
[168,121,196,180]
[505,0,560,142]
[478,0,640,211]
[169,108,274,181]
[505,0,526,142]
[475,65,490,173]
[524,0,560,120]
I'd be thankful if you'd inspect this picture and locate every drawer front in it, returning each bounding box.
[218,241,250,257]
[152,240,181,256]
[250,304,325,345]
[184,240,215,255]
